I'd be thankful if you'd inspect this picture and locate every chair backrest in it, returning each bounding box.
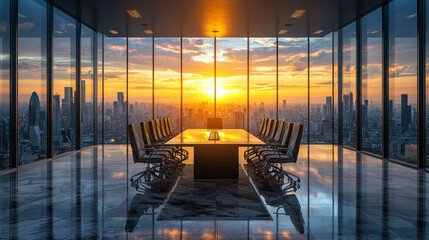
[166,118,174,134]
[280,122,293,147]
[286,123,304,160]
[263,119,273,137]
[259,118,267,134]
[149,120,161,141]
[268,120,278,140]
[155,119,164,139]
[162,118,171,135]
[141,121,154,147]
[159,118,168,137]
[207,118,223,129]
[273,121,285,143]
[128,123,146,161]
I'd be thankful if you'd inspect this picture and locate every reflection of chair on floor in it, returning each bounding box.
[276,194,305,234]
[125,193,167,232]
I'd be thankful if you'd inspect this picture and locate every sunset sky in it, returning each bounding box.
[11,0,420,110]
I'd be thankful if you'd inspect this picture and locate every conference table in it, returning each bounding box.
[165,129,265,180]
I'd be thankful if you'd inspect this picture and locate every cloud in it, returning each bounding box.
[18,22,35,31]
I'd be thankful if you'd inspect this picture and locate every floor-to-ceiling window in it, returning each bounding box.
[278,37,308,142]
[426,0,429,168]
[216,38,248,129]
[361,9,382,155]
[104,37,127,143]
[53,9,76,155]
[342,22,357,148]
[80,25,94,147]
[333,32,338,144]
[182,38,214,130]
[18,0,47,164]
[249,38,276,132]
[128,38,152,124]
[310,33,333,143]
[97,33,103,143]
[154,38,180,131]
[389,0,417,164]
[0,0,10,169]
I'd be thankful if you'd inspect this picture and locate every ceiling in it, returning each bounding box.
[50,0,389,37]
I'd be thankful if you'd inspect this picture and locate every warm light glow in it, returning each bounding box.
[127,10,142,18]
[109,30,118,35]
[290,10,306,18]
[314,30,324,34]
[144,29,153,34]
[278,30,287,34]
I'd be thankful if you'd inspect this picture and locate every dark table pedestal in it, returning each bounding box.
[194,146,238,180]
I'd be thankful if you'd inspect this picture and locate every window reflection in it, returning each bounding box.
[81,25,94,147]
[0,0,10,169]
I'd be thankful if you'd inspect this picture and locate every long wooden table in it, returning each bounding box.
[165,129,265,180]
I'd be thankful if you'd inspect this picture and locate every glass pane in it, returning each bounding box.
[362,9,382,155]
[278,37,308,143]
[128,38,152,124]
[333,31,338,144]
[97,33,102,143]
[342,23,357,148]
[216,38,248,129]
[0,0,10,169]
[249,38,276,132]
[154,38,180,131]
[18,0,47,164]
[81,25,94,147]
[53,9,76,155]
[389,0,417,164]
[104,37,127,143]
[310,33,333,143]
[182,38,214,130]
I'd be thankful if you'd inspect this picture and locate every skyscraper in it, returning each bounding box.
[401,94,410,133]
[28,92,41,126]
[53,95,61,135]
[81,80,86,106]
[325,96,332,120]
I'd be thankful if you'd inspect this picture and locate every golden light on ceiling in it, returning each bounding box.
[109,30,118,35]
[290,10,306,18]
[127,10,142,18]
[278,30,287,35]
[314,30,324,34]
[144,29,153,34]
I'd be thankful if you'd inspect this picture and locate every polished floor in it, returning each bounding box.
[0,144,428,239]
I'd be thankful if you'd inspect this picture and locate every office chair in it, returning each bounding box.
[207,118,223,129]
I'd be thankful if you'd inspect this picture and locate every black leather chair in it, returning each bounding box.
[207,118,223,129]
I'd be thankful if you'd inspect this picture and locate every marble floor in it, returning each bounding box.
[0,144,428,239]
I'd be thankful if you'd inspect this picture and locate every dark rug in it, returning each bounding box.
[157,164,272,220]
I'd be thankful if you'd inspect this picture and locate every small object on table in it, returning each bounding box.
[208,131,220,140]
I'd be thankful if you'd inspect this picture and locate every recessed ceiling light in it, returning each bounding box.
[314,30,323,34]
[127,10,142,18]
[290,10,306,18]
[371,30,379,34]
[141,23,149,27]
[278,30,287,34]
[109,30,118,35]
[284,24,293,27]
[212,30,219,33]
[144,29,153,34]
[55,31,63,34]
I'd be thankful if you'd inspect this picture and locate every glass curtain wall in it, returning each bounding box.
[342,23,357,148]
[97,33,103,143]
[333,32,338,144]
[216,38,248,129]
[128,38,152,124]
[389,0,417,164]
[53,9,76,155]
[361,9,382,155]
[18,0,47,165]
[278,37,308,142]
[310,33,333,143]
[249,38,276,132]
[103,37,127,143]
[154,38,180,131]
[427,0,429,168]
[0,0,10,169]
[182,38,214,130]
[81,25,94,147]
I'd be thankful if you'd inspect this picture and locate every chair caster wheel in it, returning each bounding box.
[131,182,136,188]
[297,178,301,183]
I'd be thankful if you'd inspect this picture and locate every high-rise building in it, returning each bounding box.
[401,94,410,133]
[325,96,332,120]
[28,92,41,127]
[234,111,245,129]
[53,95,61,135]
[81,80,86,106]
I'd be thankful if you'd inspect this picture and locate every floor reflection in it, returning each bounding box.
[0,144,427,239]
